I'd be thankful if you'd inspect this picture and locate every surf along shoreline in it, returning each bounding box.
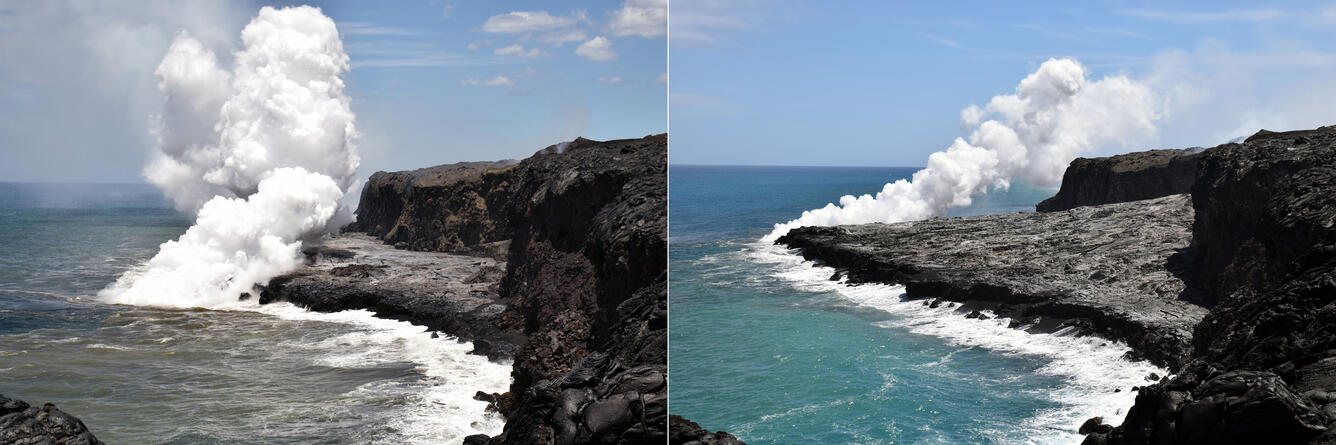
[778,126,1336,444]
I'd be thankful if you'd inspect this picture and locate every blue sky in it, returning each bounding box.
[0,0,665,183]
[670,0,1336,166]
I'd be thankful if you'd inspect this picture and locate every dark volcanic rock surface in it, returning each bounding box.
[669,415,745,445]
[779,194,1208,368]
[480,135,668,445]
[1037,148,1201,212]
[1188,126,1336,307]
[348,160,516,258]
[301,135,670,444]
[1091,127,1336,445]
[258,234,524,360]
[0,395,103,445]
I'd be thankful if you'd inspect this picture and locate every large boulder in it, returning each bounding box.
[0,395,103,445]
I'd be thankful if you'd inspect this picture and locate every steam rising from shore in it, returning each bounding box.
[765,58,1159,241]
[101,6,358,307]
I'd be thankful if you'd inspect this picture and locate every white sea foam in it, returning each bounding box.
[243,302,511,444]
[747,242,1166,444]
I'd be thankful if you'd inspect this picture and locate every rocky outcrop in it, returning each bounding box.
[1036,148,1201,212]
[275,135,670,444]
[669,415,745,445]
[347,160,515,258]
[778,194,1208,368]
[0,395,102,445]
[258,234,524,360]
[1088,127,1336,445]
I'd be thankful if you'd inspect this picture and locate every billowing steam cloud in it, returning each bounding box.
[764,58,1159,241]
[101,6,359,307]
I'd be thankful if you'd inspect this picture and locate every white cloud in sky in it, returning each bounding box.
[1138,40,1336,146]
[575,36,616,61]
[1115,8,1285,23]
[540,28,589,47]
[441,3,455,20]
[482,11,577,33]
[349,47,503,68]
[1085,26,1147,39]
[913,31,967,50]
[668,0,759,45]
[495,44,547,59]
[1315,5,1336,25]
[340,22,423,36]
[609,0,666,38]
[461,76,515,87]
[597,76,626,84]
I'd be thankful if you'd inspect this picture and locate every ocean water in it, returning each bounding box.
[0,182,508,444]
[668,166,1165,444]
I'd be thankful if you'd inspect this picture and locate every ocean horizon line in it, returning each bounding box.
[670,163,923,169]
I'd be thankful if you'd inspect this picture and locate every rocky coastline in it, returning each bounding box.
[780,126,1336,444]
[261,135,672,444]
[778,193,1206,369]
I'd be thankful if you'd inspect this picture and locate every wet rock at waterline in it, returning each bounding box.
[0,395,103,445]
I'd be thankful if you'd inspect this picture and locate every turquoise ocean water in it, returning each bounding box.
[669,166,1163,444]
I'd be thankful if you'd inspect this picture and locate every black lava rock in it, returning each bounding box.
[0,395,103,445]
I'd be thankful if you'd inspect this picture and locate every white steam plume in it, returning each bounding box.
[101,6,359,308]
[764,58,1159,241]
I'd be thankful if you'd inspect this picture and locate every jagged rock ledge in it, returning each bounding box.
[259,234,524,360]
[0,394,103,445]
[778,194,1208,369]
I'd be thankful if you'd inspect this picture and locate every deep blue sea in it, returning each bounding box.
[0,182,507,444]
[668,166,1164,444]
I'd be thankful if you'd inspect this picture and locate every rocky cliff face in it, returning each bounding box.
[1036,148,1200,212]
[348,135,669,444]
[1088,127,1336,445]
[0,395,102,445]
[348,160,516,258]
